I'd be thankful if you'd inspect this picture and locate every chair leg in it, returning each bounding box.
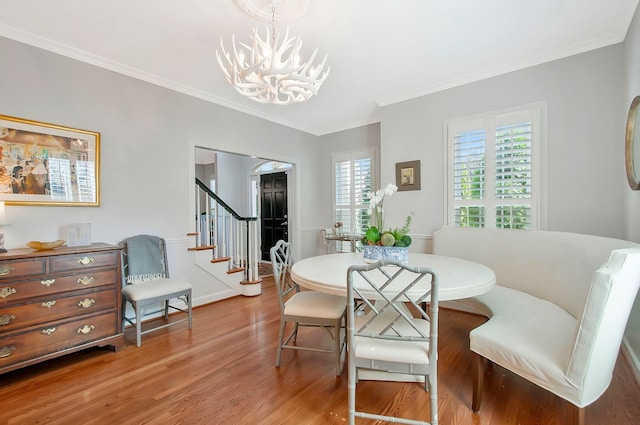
[347,337,356,425]
[121,298,127,333]
[276,320,286,367]
[187,293,193,329]
[472,352,485,412]
[566,403,585,425]
[429,372,438,424]
[292,322,299,343]
[334,322,342,376]
[134,302,142,347]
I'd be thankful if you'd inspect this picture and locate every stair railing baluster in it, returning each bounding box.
[195,178,259,284]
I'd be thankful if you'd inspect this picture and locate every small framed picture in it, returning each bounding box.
[395,160,421,191]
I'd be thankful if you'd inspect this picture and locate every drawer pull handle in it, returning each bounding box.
[41,327,57,336]
[78,298,96,308]
[0,287,16,299]
[41,300,57,308]
[77,276,94,285]
[0,346,15,358]
[0,314,15,326]
[41,279,56,287]
[77,325,95,335]
[0,265,14,276]
[77,257,94,265]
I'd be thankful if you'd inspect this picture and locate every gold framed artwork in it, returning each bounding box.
[395,160,421,191]
[0,114,100,206]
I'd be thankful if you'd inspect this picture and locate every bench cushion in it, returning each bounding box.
[466,286,578,400]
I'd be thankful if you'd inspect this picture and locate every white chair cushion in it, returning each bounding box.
[122,278,192,302]
[284,291,347,319]
[354,315,431,366]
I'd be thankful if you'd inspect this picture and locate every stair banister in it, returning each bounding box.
[194,178,259,283]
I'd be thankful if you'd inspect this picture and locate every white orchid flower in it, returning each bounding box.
[384,183,398,196]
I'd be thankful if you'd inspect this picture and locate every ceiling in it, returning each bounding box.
[0,0,638,136]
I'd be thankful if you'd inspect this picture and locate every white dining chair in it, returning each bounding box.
[346,259,439,425]
[270,240,347,375]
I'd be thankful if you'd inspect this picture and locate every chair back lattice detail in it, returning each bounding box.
[270,239,297,310]
[347,259,439,425]
[270,239,348,376]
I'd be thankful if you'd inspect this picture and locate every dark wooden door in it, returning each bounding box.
[261,172,288,261]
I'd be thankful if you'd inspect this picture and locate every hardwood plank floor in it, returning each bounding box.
[1,277,639,424]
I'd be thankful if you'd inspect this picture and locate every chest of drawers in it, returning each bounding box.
[0,243,124,374]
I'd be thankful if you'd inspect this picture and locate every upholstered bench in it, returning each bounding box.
[432,226,640,425]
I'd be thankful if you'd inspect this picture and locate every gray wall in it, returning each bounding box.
[378,44,625,239]
[2,15,639,380]
[372,9,640,384]
[623,6,640,381]
[0,36,322,303]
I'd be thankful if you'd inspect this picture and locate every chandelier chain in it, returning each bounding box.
[271,4,276,48]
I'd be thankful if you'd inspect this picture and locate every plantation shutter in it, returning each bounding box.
[335,160,352,232]
[333,150,374,251]
[447,105,542,230]
[495,121,533,229]
[353,157,372,234]
[452,128,486,227]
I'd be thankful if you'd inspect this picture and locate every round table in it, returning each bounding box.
[290,252,496,301]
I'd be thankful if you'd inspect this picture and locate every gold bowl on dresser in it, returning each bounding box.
[25,240,65,251]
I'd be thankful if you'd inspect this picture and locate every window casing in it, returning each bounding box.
[332,149,375,251]
[446,105,545,230]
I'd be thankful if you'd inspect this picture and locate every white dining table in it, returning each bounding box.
[290,252,496,301]
[290,252,496,382]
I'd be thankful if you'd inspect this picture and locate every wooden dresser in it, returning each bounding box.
[0,243,124,374]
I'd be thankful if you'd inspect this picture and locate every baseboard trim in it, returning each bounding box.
[622,336,640,390]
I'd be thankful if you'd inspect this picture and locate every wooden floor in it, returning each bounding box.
[2,277,640,425]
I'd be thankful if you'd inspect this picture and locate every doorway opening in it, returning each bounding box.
[193,146,293,265]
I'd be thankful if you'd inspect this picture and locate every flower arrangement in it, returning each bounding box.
[362,183,412,247]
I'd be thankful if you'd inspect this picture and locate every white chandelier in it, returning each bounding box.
[216,1,330,105]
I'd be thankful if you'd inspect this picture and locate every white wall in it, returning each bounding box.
[0,36,321,304]
[216,151,255,216]
[623,6,640,383]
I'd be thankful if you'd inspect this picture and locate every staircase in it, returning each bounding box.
[190,178,262,296]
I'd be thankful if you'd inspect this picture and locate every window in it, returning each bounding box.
[333,149,375,251]
[254,160,292,173]
[446,104,545,230]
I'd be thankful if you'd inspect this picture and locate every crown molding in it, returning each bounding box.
[0,23,326,135]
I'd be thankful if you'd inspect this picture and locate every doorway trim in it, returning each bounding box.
[187,137,301,261]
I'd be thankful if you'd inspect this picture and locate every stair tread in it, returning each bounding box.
[227,267,244,274]
[211,257,231,263]
[188,245,216,251]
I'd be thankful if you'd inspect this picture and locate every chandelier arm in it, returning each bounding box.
[298,46,319,73]
[216,40,233,67]
[216,2,329,105]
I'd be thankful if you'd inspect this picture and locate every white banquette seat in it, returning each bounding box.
[432,226,640,425]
